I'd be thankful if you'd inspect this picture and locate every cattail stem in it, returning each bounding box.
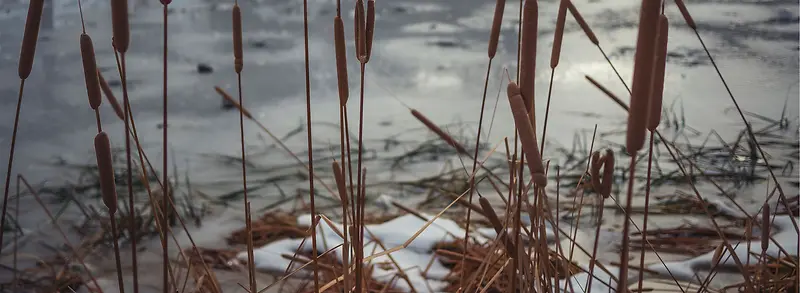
[1,0,44,258]
[638,133,655,292]
[459,56,494,290]
[0,82,25,258]
[161,3,170,293]
[119,53,139,293]
[617,155,637,293]
[301,0,319,291]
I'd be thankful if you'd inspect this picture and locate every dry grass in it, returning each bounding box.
[1,0,797,293]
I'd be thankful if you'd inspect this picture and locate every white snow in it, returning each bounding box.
[239,213,480,292]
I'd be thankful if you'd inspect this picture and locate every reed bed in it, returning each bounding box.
[0,0,797,293]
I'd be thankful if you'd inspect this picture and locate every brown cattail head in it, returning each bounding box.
[94,132,118,214]
[761,202,770,252]
[332,161,349,206]
[590,151,603,192]
[80,34,102,110]
[215,86,252,119]
[550,0,568,69]
[410,109,469,155]
[601,149,614,196]
[519,0,538,114]
[487,0,506,58]
[364,0,375,63]
[334,16,350,105]
[111,0,130,53]
[507,82,547,185]
[98,71,125,120]
[647,15,669,131]
[354,0,366,61]
[566,1,598,45]
[625,0,660,155]
[18,0,44,79]
[233,4,244,73]
[674,0,697,29]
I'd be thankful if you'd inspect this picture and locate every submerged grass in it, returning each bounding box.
[0,0,798,293]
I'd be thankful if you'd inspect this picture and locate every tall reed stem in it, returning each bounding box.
[161,3,170,293]
[301,0,320,290]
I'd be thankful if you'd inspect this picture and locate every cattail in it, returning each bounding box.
[625,0,661,154]
[215,86,252,119]
[590,151,603,192]
[98,71,125,120]
[332,161,348,206]
[550,0,568,69]
[232,4,243,73]
[507,82,547,186]
[111,0,130,53]
[410,109,469,155]
[761,203,770,252]
[334,16,349,105]
[647,15,669,131]
[94,132,118,214]
[80,34,101,110]
[18,0,44,79]
[601,149,614,196]
[566,1,598,45]
[487,0,506,58]
[519,0,538,113]
[674,0,696,29]
[478,197,517,256]
[364,0,375,63]
[354,0,366,61]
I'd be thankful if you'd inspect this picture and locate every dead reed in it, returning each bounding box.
[301,0,321,290]
[98,71,126,120]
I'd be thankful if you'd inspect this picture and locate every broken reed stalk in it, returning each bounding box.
[675,0,796,234]
[20,175,104,292]
[618,1,661,290]
[300,0,320,290]
[459,0,504,288]
[639,14,668,292]
[98,71,126,120]
[410,109,470,155]
[760,202,771,290]
[0,0,43,259]
[567,0,631,93]
[95,132,126,293]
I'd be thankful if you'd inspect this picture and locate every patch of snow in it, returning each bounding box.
[240,213,480,292]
